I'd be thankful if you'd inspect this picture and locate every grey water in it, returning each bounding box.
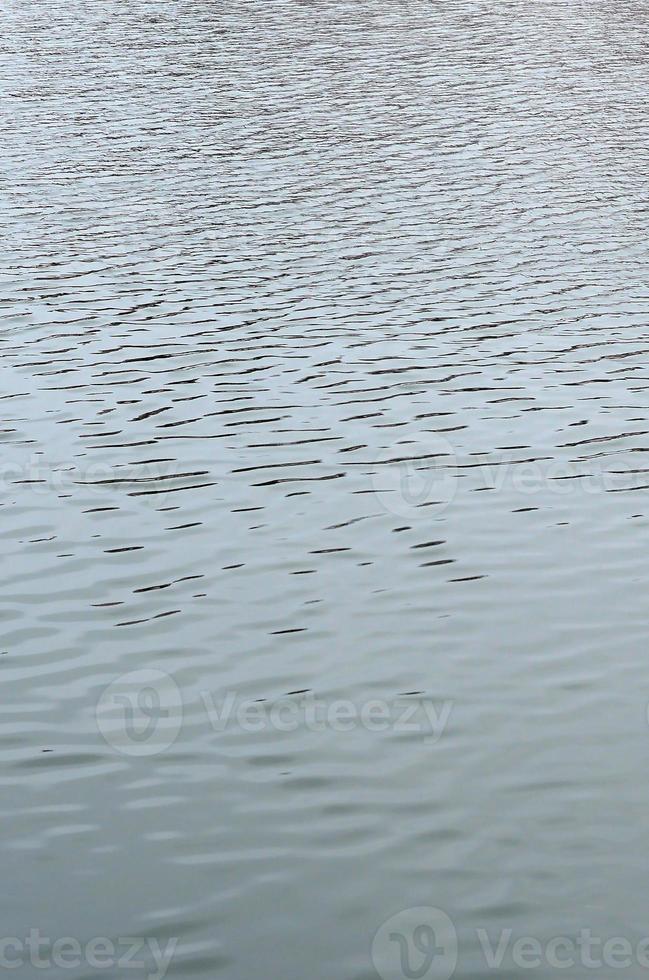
[2,0,649,977]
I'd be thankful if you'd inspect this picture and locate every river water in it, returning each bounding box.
[3,1,649,977]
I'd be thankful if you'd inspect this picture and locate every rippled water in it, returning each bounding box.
[3,0,649,977]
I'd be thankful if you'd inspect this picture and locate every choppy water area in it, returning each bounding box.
[2,0,649,977]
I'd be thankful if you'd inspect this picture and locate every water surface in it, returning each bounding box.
[2,1,649,977]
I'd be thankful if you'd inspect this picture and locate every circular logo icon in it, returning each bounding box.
[371,906,458,980]
[96,668,183,757]
[370,433,457,520]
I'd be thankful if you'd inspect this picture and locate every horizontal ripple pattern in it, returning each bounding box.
[2,1,649,978]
